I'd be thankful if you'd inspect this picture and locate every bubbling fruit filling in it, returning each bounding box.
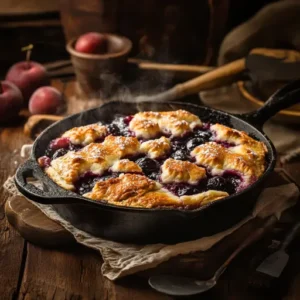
[38,110,267,209]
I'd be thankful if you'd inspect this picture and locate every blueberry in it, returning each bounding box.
[186,138,205,151]
[78,182,93,195]
[207,176,227,191]
[99,173,118,181]
[177,184,201,196]
[52,148,68,160]
[148,172,159,180]
[69,143,82,151]
[188,186,201,195]
[171,140,186,152]
[136,157,160,174]
[165,183,199,197]
[172,150,188,161]
[77,177,97,195]
[107,124,121,136]
[224,176,241,194]
[194,130,212,140]
[77,174,118,195]
[45,148,53,157]
[177,185,191,196]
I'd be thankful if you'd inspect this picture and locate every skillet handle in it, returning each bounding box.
[15,159,81,205]
[238,79,300,128]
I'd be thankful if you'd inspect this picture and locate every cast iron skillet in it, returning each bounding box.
[15,80,300,244]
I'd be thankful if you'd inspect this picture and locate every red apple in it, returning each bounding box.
[0,81,23,122]
[29,86,63,115]
[5,61,49,101]
[74,32,108,54]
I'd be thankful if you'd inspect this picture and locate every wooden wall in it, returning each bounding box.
[0,0,280,76]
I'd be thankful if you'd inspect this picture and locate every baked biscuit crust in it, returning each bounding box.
[40,110,267,209]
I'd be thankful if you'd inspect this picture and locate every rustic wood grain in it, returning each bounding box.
[0,126,31,299]
[18,244,170,300]
[5,195,75,247]
[3,195,271,279]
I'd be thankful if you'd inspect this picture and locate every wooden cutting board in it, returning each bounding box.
[5,195,75,247]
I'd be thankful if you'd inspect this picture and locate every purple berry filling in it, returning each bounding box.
[75,171,119,195]
[216,141,235,148]
[124,115,134,124]
[202,123,211,130]
[164,183,202,197]
[107,115,134,137]
[135,157,161,180]
[42,114,257,198]
[39,156,51,168]
[50,137,70,150]
[45,137,83,161]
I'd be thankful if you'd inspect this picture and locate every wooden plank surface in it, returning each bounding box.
[0,0,59,15]
[0,126,31,299]
[18,244,170,300]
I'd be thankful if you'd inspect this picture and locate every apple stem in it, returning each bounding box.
[0,82,2,94]
[21,44,34,68]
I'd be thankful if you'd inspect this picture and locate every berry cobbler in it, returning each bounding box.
[38,110,268,209]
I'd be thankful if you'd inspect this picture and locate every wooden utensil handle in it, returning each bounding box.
[214,215,277,280]
[24,114,63,138]
[44,60,72,71]
[134,58,246,103]
[250,48,300,62]
[136,62,214,73]
[174,58,245,98]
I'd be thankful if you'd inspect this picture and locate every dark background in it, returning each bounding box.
[0,0,280,76]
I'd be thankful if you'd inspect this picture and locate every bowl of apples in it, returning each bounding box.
[66,32,132,98]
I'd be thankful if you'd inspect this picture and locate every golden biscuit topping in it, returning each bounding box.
[46,136,141,190]
[191,141,264,182]
[62,123,107,145]
[84,173,228,209]
[140,136,171,159]
[211,123,267,161]
[84,173,161,203]
[129,109,202,138]
[110,159,142,173]
[181,190,229,207]
[161,158,206,185]
[42,110,268,209]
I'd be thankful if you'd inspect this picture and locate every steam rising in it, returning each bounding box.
[71,66,176,110]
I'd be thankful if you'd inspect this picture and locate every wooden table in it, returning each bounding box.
[1,79,300,300]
